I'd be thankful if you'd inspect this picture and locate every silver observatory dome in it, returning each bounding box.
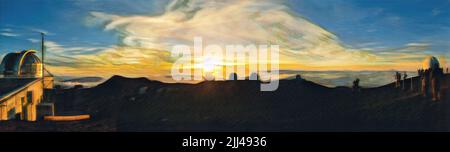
[0,50,42,78]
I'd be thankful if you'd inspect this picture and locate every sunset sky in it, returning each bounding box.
[1,0,449,82]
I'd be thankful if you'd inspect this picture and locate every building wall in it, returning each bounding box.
[0,79,43,121]
[44,76,54,89]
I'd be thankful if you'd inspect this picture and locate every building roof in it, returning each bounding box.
[0,78,40,102]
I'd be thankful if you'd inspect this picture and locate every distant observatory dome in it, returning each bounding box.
[422,56,440,70]
[0,50,42,78]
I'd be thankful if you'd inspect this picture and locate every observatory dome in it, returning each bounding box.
[0,50,42,77]
[422,56,440,70]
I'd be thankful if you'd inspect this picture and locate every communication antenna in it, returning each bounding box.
[41,32,45,102]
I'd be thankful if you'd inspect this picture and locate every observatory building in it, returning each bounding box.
[422,56,440,70]
[0,50,54,121]
[419,56,445,101]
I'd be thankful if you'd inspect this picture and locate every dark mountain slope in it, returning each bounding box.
[2,74,448,131]
[52,74,449,131]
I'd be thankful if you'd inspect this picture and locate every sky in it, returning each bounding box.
[0,0,449,81]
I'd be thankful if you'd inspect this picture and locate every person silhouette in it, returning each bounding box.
[403,72,407,90]
[421,69,431,97]
[394,72,397,87]
[395,72,401,88]
[353,78,360,92]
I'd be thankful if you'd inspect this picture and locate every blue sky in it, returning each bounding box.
[286,0,450,53]
[0,0,168,52]
[0,0,449,78]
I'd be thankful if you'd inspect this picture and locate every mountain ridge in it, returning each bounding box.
[1,74,448,131]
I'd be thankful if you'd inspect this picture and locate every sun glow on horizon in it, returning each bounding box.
[202,58,217,73]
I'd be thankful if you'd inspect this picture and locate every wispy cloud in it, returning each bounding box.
[432,8,441,16]
[28,38,40,43]
[0,26,53,37]
[86,0,378,70]
[0,32,20,37]
[0,28,13,32]
[29,28,53,35]
[45,41,106,54]
[40,40,110,69]
[375,42,430,54]
[43,0,446,79]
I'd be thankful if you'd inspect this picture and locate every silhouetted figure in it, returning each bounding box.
[410,74,413,91]
[394,72,397,87]
[352,78,360,92]
[447,67,449,74]
[402,72,407,90]
[421,69,430,97]
[418,69,423,92]
[394,72,401,88]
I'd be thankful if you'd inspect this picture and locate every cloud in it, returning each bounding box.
[402,43,430,51]
[0,32,20,37]
[41,41,110,69]
[45,41,106,54]
[375,42,430,55]
[45,0,444,80]
[46,45,175,81]
[42,40,174,79]
[29,28,53,35]
[405,43,429,47]
[86,0,378,68]
[432,9,441,16]
[0,28,13,32]
[28,38,40,43]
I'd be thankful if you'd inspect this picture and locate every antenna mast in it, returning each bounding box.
[41,32,45,102]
